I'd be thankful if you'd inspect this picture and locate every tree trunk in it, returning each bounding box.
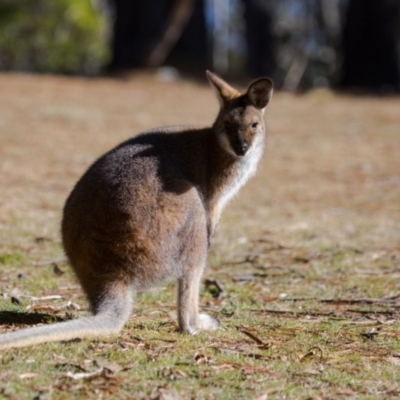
[242,0,276,78]
[109,0,207,72]
[110,0,170,69]
[342,0,400,92]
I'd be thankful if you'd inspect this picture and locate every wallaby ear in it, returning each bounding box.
[206,70,240,105]
[247,78,273,110]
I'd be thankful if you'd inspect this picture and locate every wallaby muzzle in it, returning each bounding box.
[232,138,249,156]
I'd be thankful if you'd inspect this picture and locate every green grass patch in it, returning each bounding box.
[0,252,25,266]
[1,76,400,398]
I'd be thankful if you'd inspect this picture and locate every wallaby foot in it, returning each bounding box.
[181,314,220,335]
[198,313,220,331]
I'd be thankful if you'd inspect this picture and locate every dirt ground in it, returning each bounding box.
[1,72,399,253]
[0,72,400,398]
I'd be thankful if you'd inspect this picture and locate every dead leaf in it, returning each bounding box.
[119,340,146,349]
[232,274,256,282]
[26,305,59,313]
[150,386,181,400]
[386,357,400,366]
[64,301,80,310]
[360,327,381,339]
[161,367,188,380]
[300,346,324,362]
[254,388,282,399]
[95,359,121,374]
[65,368,103,380]
[241,365,276,377]
[302,366,324,376]
[211,363,236,371]
[23,295,63,301]
[193,352,209,365]
[159,388,181,400]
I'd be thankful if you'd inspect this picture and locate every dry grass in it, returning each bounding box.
[0,72,399,399]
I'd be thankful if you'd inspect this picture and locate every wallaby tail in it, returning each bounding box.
[0,295,133,350]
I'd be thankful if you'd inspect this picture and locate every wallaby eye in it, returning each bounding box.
[224,121,231,129]
[251,122,259,130]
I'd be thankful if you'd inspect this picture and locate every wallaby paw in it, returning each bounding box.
[180,314,220,335]
[197,313,220,331]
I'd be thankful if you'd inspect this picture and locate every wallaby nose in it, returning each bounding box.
[234,141,249,156]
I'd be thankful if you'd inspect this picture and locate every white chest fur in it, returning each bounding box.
[215,135,265,220]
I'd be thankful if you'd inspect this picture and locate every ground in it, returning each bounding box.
[0,72,399,399]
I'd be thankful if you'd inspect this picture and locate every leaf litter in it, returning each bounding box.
[1,73,400,398]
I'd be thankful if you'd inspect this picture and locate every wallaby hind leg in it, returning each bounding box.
[178,264,219,334]
[83,280,134,334]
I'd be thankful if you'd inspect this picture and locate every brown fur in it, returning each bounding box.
[0,71,273,349]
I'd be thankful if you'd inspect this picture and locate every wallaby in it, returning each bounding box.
[0,71,273,350]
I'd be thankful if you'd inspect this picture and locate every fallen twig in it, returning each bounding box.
[321,298,400,305]
[21,295,63,301]
[66,368,103,380]
[237,326,265,346]
[281,296,400,306]
[250,309,336,318]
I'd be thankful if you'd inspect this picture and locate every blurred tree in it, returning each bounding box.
[242,0,276,78]
[109,0,169,68]
[0,0,109,74]
[109,0,207,72]
[342,0,400,92]
[166,0,208,72]
[2,0,399,91]
[238,0,345,90]
[272,0,348,90]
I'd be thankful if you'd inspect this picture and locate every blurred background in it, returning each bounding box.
[0,0,399,92]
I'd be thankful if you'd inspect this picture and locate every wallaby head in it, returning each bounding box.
[206,70,273,158]
[0,71,273,350]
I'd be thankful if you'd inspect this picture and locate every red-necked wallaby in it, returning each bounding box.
[0,71,273,350]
